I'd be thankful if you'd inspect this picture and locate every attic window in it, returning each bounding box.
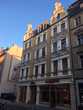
[57,14,60,20]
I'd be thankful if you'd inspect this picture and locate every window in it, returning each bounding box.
[61,38,66,50]
[44,24,48,29]
[43,33,46,41]
[35,65,38,77]
[75,16,81,27]
[26,68,28,79]
[24,43,27,49]
[80,55,83,68]
[38,36,40,44]
[53,42,57,52]
[40,86,49,102]
[42,47,45,58]
[41,64,45,77]
[21,69,24,79]
[53,60,58,75]
[27,53,30,61]
[24,40,32,48]
[36,49,39,59]
[56,85,70,105]
[23,54,26,61]
[78,83,83,104]
[61,23,65,32]
[78,34,83,45]
[53,27,57,36]
[28,40,32,47]
[57,14,60,20]
[19,86,27,103]
[62,58,68,74]
[25,53,30,61]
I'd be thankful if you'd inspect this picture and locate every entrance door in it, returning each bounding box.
[19,86,27,103]
[30,85,36,104]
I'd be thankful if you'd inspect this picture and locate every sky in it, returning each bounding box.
[0,0,75,48]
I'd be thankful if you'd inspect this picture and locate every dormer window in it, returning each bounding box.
[57,14,60,20]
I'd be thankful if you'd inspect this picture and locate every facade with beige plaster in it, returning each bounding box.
[0,44,22,97]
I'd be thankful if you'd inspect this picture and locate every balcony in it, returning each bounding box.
[34,56,46,64]
[31,69,72,81]
[52,29,68,38]
[21,60,31,66]
[35,40,47,48]
[18,68,72,83]
[51,47,70,58]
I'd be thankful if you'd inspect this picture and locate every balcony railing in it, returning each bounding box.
[18,69,71,81]
[21,60,31,66]
[52,29,68,38]
[51,47,70,58]
[34,56,46,64]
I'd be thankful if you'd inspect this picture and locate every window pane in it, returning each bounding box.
[53,60,58,75]
[42,47,45,58]
[21,69,24,79]
[80,55,83,68]
[28,53,30,61]
[79,83,83,104]
[41,64,45,77]
[75,16,81,26]
[61,23,65,32]
[28,40,32,46]
[24,43,27,49]
[61,38,66,49]
[56,85,70,105]
[35,66,38,77]
[40,86,49,102]
[36,49,39,58]
[53,42,57,52]
[57,14,60,21]
[38,37,40,44]
[78,34,83,45]
[53,27,57,36]
[62,58,68,74]
[26,68,28,79]
[43,33,46,41]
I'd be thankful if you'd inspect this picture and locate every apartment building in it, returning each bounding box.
[0,44,22,98]
[68,0,83,109]
[17,0,83,110]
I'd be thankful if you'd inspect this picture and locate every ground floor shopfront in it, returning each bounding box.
[17,82,76,110]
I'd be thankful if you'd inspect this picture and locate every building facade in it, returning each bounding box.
[17,0,83,110]
[68,0,83,109]
[0,44,22,98]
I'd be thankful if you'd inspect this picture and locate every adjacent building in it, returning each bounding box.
[17,0,83,110]
[0,44,22,98]
[68,0,83,109]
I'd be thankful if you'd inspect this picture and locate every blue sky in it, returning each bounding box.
[0,0,75,48]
